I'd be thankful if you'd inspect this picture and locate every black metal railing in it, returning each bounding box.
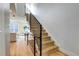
[30,13,42,56]
[26,9,42,56]
[39,24,42,56]
[34,33,36,56]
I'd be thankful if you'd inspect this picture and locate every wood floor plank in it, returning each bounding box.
[10,36,33,56]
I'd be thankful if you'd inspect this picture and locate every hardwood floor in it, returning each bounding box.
[10,35,33,56]
[10,35,67,56]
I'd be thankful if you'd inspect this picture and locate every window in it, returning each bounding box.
[10,20,18,33]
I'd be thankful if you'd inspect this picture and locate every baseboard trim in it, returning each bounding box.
[59,47,78,56]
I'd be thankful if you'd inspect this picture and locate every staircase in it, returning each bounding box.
[27,13,67,56]
[29,26,67,56]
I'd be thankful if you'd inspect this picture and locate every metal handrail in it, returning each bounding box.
[27,12,42,56]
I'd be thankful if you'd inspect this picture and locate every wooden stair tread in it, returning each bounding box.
[30,25,67,56]
[31,26,44,29]
[43,40,54,45]
[42,42,54,49]
[42,37,51,41]
[42,34,49,37]
[42,45,58,53]
[48,50,66,56]
[42,36,50,38]
[42,32,48,35]
[32,28,45,30]
[42,39,50,41]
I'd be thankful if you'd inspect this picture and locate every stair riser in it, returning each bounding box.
[42,37,50,39]
[43,47,59,53]
[42,38,49,41]
[42,42,55,48]
[42,39,50,41]
[31,29,45,32]
[42,35,48,37]
[42,33,48,35]
[47,49,59,55]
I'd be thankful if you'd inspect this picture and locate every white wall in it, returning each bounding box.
[0,3,10,56]
[28,3,79,55]
[15,3,26,17]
